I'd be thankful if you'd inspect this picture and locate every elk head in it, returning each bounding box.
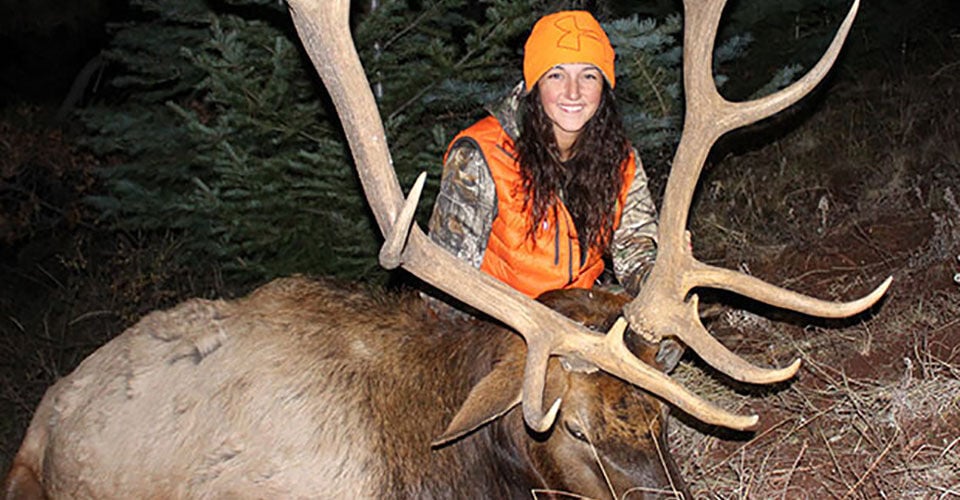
[434,288,690,499]
[286,0,890,433]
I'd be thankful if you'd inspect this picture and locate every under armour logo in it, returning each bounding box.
[553,15,604,51]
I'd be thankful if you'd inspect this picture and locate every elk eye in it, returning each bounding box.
[564,420,589,443]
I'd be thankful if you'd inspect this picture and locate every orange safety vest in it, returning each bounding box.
[446,116,636,298]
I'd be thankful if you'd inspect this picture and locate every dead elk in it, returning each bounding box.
[4,279,689,499]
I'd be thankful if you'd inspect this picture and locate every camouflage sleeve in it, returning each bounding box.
[427,138,498,269]
[611,151,659,295]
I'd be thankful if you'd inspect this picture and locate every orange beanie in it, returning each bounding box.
[523,11,616,92]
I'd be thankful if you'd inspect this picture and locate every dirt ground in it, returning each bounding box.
[2,19,959,500]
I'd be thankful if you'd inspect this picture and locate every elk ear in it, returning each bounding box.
[432,355,524,447]
[656,338,685,373]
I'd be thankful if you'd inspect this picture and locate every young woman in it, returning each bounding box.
[428,10,659,299]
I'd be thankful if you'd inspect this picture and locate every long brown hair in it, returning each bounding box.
[515,83,630,252]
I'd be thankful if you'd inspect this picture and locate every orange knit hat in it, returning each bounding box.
[523,11,616,92]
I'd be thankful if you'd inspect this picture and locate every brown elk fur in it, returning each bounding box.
[3,277,688,499]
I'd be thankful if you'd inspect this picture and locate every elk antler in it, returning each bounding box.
[621,0,891,384]
[286,0,887,433]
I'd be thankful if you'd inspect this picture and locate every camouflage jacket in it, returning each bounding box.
[427,83,659,295]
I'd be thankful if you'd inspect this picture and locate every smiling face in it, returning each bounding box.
[536,63,604,159]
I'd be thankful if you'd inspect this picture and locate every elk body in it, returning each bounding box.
[4,279,688,499]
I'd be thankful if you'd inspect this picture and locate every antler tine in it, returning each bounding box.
[681,294,802,383]
[289,0,780,432]
[623,0,890,386]
[522,340,562,433]
[723,0,860,133]
[380,171,427,269]
[577,319,760,430]
[692,263,893,318]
